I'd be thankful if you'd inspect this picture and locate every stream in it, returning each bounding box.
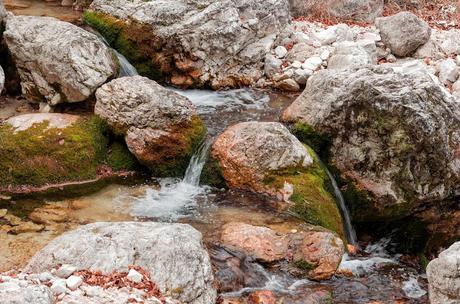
[0,2,430,302]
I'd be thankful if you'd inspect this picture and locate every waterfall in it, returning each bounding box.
[130,138,212,219]
[113,49,138,77]
[313,152,358,246]
[91,30,138,77]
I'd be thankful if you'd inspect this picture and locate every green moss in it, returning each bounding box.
[83,11,164,80]
[0,116,139,192]
[149,116,207,177]
[293,122,331,160]
[200,156,226,188]
[264,147,345,239]
[107,141,139,171]
[0,117,104,187]
[293,259,315,271]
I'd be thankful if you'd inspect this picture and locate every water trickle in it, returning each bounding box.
[114,50,139,77]
[130,138,212,220]
[313,152,358,246]
[91,30,138,77]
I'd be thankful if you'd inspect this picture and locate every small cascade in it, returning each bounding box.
[113,49,138,77]
[91,30,138,77]
[313,152,358,246]
[130,138,212,220]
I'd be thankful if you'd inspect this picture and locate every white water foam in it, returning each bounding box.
[402,277,427,299]
[173,88,270,114]
[130,139,211,220]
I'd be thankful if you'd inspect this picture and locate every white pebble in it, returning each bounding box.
[291,61,302,69]
[274,46,288,59]
[127,269,143,283]
[320,50,331,61]
[66,275,83,291]
[39,272,53,282]
[56,264,77,279]
[51,279,67,295]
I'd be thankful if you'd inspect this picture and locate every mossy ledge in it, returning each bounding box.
[83,11,165,81]
[0,116,142,199]
[263,146,345,240]
[146,115,207,178]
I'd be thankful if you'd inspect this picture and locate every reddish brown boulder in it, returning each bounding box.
[220,222,289,263]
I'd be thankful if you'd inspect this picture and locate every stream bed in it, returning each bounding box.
[0,3,430,301]
[0,88,429,303]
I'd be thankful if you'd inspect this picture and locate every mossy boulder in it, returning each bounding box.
[84,0,290,89]
[95,76,206,177]
[0,113,139,198]
[282,66,460,224]
[210,121,345,238]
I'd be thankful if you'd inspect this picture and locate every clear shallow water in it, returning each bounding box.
[5,0,81,23]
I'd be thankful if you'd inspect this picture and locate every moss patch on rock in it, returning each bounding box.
[146,115,207,177]
[83,11,165,80]
[263,147,345,239]
[0,116,140,194]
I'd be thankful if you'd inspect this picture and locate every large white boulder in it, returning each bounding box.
[3,16,118,105]
[282,66,460,228]
[24,222,216,304]
[86,0,290,89]
[427,242,460,304]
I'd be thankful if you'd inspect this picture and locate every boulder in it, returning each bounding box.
[219,222,344,280]
[221,222,289,263]
[375,12,431,57]
[0,113,137,198]
[207,122,345,236]
[85,0,290,89]
[3,16,117,105]
[328,41,377,69]
[281,66,460,227]
[211,122,313,192]
[24,222,216,304]
[437,58,459,85]
[95,76,206,176]
[0,279,53,304]
[0,0,6,22]
[289,0,384,22]
[426,242,460,304]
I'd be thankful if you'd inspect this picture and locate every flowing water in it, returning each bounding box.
[131,139,211,220]
[0,14,430,301]
[0,86,429,302]
[316,155,358,246]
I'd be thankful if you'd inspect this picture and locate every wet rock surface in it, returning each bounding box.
[219,222,344,281]
[3,16,117,105]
